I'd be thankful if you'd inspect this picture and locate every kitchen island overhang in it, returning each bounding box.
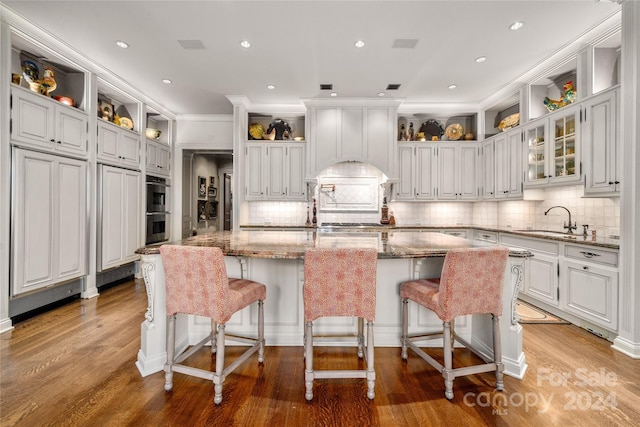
[134,230,530,380]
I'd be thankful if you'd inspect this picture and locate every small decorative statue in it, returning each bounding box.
[544,81,576,112]
[267,118,292,140]
[22,61,57,96]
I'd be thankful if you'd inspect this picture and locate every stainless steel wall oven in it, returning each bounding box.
[146,176,170,244]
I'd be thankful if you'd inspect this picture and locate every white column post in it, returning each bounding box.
[613,1,640,358]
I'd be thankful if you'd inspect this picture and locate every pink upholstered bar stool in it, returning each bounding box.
[160,245,266,405]
[303,248,378,401]
[400,246,510,400]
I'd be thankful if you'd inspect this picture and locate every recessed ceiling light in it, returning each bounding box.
[162,79,172,84]
[509,21,524,31]
[267,84,275,90]
[354,40,365,48]
[115,40,129,49]
[240,40,251,48]
[377,92,385,97]
[475,56,487,63]
[448,84,457,89]
[330,92,338,97]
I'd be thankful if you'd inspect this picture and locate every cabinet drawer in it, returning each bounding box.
[475,231,498,243]
[499,233,560,255]
[564,245,618,267]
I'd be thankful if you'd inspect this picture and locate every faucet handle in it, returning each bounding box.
[582,224,589,235]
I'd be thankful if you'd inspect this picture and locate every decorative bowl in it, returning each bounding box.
[146,128,161,140]
[52,95,75,107]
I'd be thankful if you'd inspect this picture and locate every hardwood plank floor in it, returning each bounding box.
[1,279,638,426]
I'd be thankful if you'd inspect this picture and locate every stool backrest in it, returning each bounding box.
[304,248,378,322]
[437,246,510,321]
[160,245,229,319]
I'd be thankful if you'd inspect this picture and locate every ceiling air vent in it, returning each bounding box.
[177,39,206,50]
[392,39,419,49]
[320,84,333,90]
[386,84,401,90]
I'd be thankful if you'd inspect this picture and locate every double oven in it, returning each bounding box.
[146,176,170,244]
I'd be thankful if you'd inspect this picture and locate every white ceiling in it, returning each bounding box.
[2,1,622,116]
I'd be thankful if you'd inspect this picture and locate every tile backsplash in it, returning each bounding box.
[247,165,619,236]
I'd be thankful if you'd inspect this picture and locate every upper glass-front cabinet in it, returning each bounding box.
[551,105,580,182]
[525,122,547,184]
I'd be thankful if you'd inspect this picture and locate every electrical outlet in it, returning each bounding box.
[264,218,271,225]
[506,220,512,229]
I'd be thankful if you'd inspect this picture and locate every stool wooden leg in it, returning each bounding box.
[210,320,217,354]
[357,317,365,358]
[492,314,504,391]
[304,321,314,401]
[164,315,176,391]
[213,324,226,405]
[258,300,265,363]
[443,321,454,400]
[366,321,375,399]
[401,299,408,359]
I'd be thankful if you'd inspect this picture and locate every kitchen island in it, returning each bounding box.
[135,229,530,379]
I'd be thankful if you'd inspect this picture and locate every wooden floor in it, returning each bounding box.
[1,279,639,427]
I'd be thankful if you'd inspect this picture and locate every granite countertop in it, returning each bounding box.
[136,229,531,259]
[240,224,621,250]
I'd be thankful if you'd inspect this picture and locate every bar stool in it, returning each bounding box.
[400,246,510,400]
[303,248,378,401]
[160,245,266,405]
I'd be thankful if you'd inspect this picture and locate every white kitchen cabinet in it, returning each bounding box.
[97,120,141,169]
[306,104,397,178]
[582,87,619,196]
[11,86,88,158]
[98,165,142,271]
[394,143,436,201]
[563,260,618,330]
[146,139,171,177]
[481,139,495,199]
[523,105,581,188]
[502,232,619,333]
[437,143,478,200]
[548,104,581,185]
[495,128,523,199]
[499,233,560,306]
[526,252,560,306]
[245,142,306,201]
[523,119,549,187]
[562,244,618,330]
[11,148,87,296]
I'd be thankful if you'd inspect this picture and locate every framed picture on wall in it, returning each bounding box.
[198,200,207,222]
[210,176,215,186]
[208,186,217,198]
[198,176,206,198]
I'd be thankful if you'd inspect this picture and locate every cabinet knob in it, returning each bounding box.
[615,181,620,184]
[583,266,589,270]
[50,139,55,143]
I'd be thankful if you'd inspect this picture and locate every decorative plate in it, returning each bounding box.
[418,119,444,141]
[119,117,134,130]
[249,123,265,139]
[445,123,463,140]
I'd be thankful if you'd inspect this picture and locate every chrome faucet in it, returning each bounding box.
[544,205,576,234]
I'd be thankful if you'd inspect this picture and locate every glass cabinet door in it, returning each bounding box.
[552,108,578,180]
[525,122,547,184]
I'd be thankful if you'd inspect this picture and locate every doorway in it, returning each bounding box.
[223,172,232,230]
